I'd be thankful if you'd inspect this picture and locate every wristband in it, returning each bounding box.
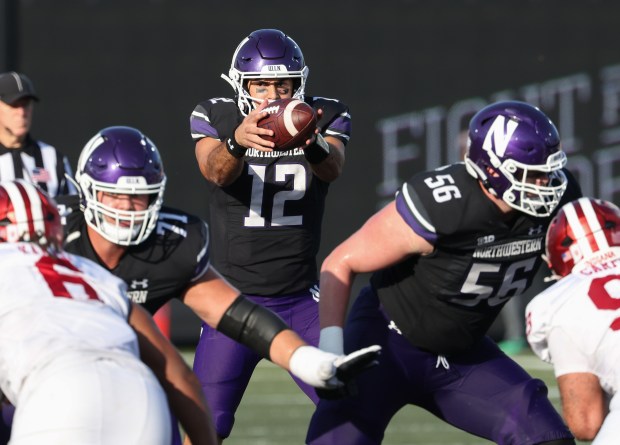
[319,326,344,355]
[225,136,247,159]
[304,134,330,164]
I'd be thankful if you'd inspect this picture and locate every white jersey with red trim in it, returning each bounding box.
[526,246,620,395]
[0,242,136,404]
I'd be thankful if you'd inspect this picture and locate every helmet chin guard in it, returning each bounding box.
[464,101,568,217]
[222,29,309,115]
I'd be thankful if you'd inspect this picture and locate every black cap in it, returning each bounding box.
[0,72,39,104]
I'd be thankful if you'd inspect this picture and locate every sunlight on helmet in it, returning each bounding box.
[545,198,620,277]
[0,179,63,251]
[464,101,568,217]
[221,29,309,116]
[75,126,166,246]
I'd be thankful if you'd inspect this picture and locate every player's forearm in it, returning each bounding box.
[164,364,218,445]
[130,305,217,444]
[319,258,354,329]
[268,329,306,370]
[195,139,244,187]
[307,137,345,183]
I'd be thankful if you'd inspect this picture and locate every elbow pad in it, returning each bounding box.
[217,295,288,360]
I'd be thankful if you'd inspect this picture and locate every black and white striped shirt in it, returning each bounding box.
[0,135,76,196]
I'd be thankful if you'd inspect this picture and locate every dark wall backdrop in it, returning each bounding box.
[9,0,620,343]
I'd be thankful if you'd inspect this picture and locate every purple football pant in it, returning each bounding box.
[306,286,574,445]
[0,403,14,445]
[193,291,320,439]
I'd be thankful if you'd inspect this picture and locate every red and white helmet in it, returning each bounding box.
[0,179,63,250]
[545,197,620,277]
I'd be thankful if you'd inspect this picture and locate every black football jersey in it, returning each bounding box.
[56,195,210,315]
[189,96,352,296]
[372,163,582,355]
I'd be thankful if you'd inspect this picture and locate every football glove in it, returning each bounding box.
[316,345,381,400]
[289,345,381,396]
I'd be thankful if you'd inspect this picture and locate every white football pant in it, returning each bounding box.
[9,349,171,445]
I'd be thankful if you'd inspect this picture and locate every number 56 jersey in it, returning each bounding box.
[0,243,137,404]
[373,162,582,356]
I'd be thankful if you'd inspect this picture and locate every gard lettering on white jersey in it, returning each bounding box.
[483,116,519,158]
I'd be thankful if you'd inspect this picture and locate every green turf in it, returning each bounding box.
[181,349,592,445]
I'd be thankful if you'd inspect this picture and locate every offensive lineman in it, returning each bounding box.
[189,29,351,441]
[47,125,377,443]
[307,101,581,444]
[526,197,620,444]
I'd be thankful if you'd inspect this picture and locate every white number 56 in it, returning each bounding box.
[424,174,462,203]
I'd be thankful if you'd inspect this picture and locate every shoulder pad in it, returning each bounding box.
[307,96,350,129]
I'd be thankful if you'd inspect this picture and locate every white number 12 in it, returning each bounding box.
[244,163,306,227]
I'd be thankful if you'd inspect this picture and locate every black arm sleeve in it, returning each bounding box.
[216,295,289,360]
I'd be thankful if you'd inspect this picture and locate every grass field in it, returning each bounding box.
[181,349,593,445]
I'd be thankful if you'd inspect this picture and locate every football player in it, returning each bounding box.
[0,179,216,444]
[37,125,375,445]
[189,29,351,441]
[306,101,582,444]
[526,197,620,444]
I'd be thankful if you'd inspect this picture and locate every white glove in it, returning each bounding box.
[289,344,382,389]
[289,346,340,388]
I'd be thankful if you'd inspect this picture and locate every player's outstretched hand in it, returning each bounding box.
[289,345,381,398]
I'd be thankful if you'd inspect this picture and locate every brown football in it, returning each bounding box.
[257,98,317,151]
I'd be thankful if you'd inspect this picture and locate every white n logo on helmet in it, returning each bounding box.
[482,116,519,157]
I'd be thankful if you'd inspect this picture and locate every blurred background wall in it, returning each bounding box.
[3,0,620,343]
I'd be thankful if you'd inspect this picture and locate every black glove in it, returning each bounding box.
[316,345,381,400]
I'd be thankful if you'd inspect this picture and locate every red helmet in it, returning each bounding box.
[545,197,620,277]
[0,179,63,250]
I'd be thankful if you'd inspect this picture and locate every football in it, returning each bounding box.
[258,98,317,151]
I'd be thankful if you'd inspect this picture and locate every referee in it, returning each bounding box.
[0,71,76,196]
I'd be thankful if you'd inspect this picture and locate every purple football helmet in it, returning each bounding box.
[75,126,166,246]
[464,101,568,217]
[222,29,309,115]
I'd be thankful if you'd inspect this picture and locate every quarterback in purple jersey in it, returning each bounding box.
[307,101,581,444]
[189,29,352,441]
